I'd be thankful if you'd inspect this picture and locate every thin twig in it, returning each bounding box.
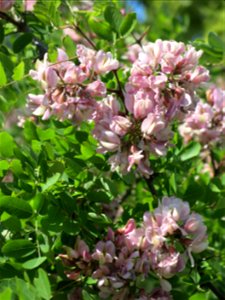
[73,24,97,50]
[144,176,157,200]
[132,26,151,47]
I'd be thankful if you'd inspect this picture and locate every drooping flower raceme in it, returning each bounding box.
[179,86,225,144]
[28,45,119,123]
[27,40,209,176]
[60,197,207,300]
[93,40,209,176]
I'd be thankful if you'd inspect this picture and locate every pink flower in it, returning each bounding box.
[86,80,106,97]
[127,44,142,63]
[187,66,210,84]
[92,241,116,264]
[132,91,155,119]
[153,249,185,278]
[94,50,119,74]
[63,65,88,84]
[0,0,14,12]
[127,146,144,172]
[99,130,121,151]
[76,44,96,69]
[110,116,131,136]
[141,113,165,137]
[24,0,37,11]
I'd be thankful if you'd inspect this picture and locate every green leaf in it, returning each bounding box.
[78,143,95,160]
[0,196,33,219]
[0,62,7,86]
[2,240,35,258]
[0,132,14,157]
[13,33,33,53]
[208,32,224,52]
[0,288,12,300]
[1,216,21,232]
[82,289,100,300]
[104,5,123,33]
[120,13,137,36]
[10,159,23,176]
[34,268,51,300]
[42,173,61,192]
[63,36,76,58]
[0,23,4,44]
[89,18,114,41]
[22,257,47,270]
[87,212,111,224]
[0,160,9,176]
[12,61,25,81]
[37,127,55,141]
[180,142,201,161]
[189,293,206,300]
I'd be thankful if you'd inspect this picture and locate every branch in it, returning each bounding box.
[73,24,97,50]
[0,11,47,59]
[132,26,150,47]
[0,11,26,30]
[144,176,157,200]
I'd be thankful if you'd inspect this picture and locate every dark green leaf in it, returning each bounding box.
[13,33,33,53]
[2,240,35,258]
[0,196,33,219]
[0,23,4,44]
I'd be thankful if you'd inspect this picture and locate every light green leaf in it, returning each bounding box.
[88,212,111,224]
[0,288,12,300]
[0,62,7,86]
[0,160,9,176]
[22,257,47,270]
[63,36,76,58]
[0,132,14,157]
[180,142,201,161]
[42,173,61,192]
[34,268,51,300]
[12,61,25,81]
[208,32,224,52]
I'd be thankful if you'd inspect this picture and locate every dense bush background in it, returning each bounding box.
[0,1,224,299]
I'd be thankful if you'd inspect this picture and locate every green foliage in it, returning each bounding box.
[0,0,224,299]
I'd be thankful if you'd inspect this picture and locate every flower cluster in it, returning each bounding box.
[0,0,37,12]
[179,86,225,145]
[28,40,209,176]
[60,197,207,299]
[93,40,209,176]
[28,45,119,123]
